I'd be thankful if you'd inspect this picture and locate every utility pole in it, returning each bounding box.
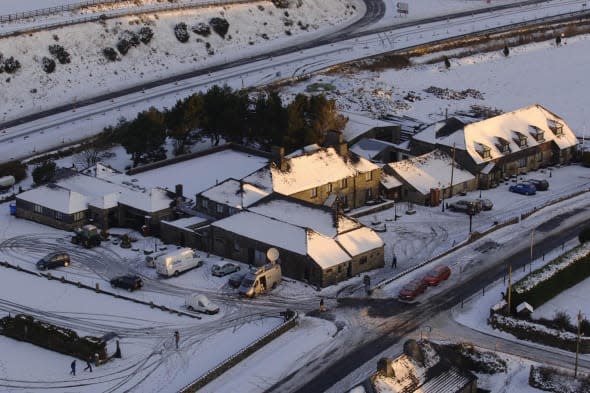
[507,264,512,315]
[530,229,535,272]
[575,310,582,379]
[449,143,456,198]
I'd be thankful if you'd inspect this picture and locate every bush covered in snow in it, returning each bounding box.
[191,22,211,37]
[102,47,119,62]
[529,365,590,393]
[120,30,140,48]
[209,17,229,38]
[174,22,190,43]
[42,57,56,73]
[3,56,21,74]
[438,343,507,374]
[48,44,71,64]
[117,39,131,55]
[272,0,303,8]
[138,26,154,44]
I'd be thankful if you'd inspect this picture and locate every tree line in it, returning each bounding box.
[104,85,346,167]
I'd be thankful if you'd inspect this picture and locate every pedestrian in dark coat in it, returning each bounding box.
[84,359,93,372]
[70,360,76,376]
[392,255,397,269]
[174,331,180,349]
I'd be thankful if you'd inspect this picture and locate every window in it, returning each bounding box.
[54,211,63,221]
[233,240,240,252]
[365,171,372,181]
[310,187,318,198]
[338,265,342,273]
[366,188,373,200]
[341,178,348,188]
[201,199,208,209]
[340,194,348,208]
[360,257,367,265]
[34,204,42,214]
[519,158,527,168]
[537,151,543,162]
[327,183,333,193]
[228,207,236,216]
[216,204,224,214]
[73,211,84,221]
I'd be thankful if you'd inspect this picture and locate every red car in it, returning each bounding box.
[423,265,451,286]
[398,279,428,301]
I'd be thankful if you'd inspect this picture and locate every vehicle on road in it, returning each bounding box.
[155,247,203,277]
[526,179,549,191]
[239,263,282,298]
[71,224,101,248]
[449,200,479,214]
[475,198,493,211]
[228,272,246,288]
[36,252,70,270]
[211,263,240,277]
[185,293,219,314]
[110,275,143,291]
[423,265,451,286]
[398,279,428,301]
[145,251,165,268]
[509,183,536,195]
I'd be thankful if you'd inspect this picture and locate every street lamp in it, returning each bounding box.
[530,229,535,272]
[575,310,583,379]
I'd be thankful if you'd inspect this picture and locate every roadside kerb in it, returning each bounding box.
[0,260,200,319]
[179,311,298,393]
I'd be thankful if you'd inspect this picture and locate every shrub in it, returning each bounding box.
[121,30,140,47]
[174,22,190,43]
[209,17,229,38]
[580,226,590,243]
[41,57,56,73]
[553,311,573,331]
[138,26,154,44]
[582,152,590,167]
[102,47,118,61]
[0,160,27,182]
[32,161,56,185]
[272,0,302,8]
[48,44,70,64]
[117,39,131,55]
[191,22,211,37]
[4,57,20,73]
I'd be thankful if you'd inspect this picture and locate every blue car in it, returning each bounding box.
[509,183,536,195]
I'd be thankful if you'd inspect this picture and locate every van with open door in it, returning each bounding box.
[238,263,281,298]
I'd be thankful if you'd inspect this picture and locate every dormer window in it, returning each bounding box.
[512,131,528,148]
[496,137,510,154]
[475,142,491,159]
[529,125,545,142]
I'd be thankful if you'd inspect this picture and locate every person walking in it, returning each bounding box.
[174,331,180,350]
[84,358,93,372]
[70,360,76,376]
[391,255,397,269]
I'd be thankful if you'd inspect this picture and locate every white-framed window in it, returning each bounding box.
[201,199,208,209]
[341,178,348,189]
[216,204,224,214]
[34,204,42,214]
[327,183,332,193]
[310,187,318,198]
[365,171,372,181]
[73,211,84,221]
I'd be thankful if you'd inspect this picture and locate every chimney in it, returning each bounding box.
[271,146,287,171]
[377,358,395,377]
[175,184,183,198]
[325,130,348,156]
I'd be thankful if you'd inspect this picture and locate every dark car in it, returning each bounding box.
[211,263,240,277]
[509,183,536,195]
[423,265,451,286]
[36,252,70,270]
[526,179,549,191]
[449,200,479,214]
[110,275,143,291]
[398,279,428,301]
[228,272,246,288]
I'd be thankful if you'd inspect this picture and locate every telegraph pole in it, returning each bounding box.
[507,264,512,315]
[449,143,456,198]
[575,310,582,379]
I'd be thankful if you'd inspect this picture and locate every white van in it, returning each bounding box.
[239,263,282,298]
[185,293,219,314]
[145,251,165,268]
[155,248,203,277]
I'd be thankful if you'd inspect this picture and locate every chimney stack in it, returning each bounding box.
[325,130,348,156]
[271,146,287,171]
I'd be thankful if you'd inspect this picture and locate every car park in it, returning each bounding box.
[509,183,536,195]
[185,293,219,314]
[228,272,246,288]
[110,275,143,291]
[211,263,241,277]
[526,179,549,191]
[36,252,70,270]
[398,279,428,301]
[475,198,493,211]
[449,200,479,214]
[423,265,451,286]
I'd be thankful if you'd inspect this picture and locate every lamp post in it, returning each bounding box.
[575,310,582,379]
[530,229,535,272]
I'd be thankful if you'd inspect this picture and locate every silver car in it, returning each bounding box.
[475,198,493,211]
[211,263,241,277]
[449,200,479,214]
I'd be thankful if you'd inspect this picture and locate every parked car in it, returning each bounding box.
[423,265,451,286]
[228,272,246,288]
[475,198,493,211]
[509,183,536,195]
[185,293,219,314]
[398,279,428,301]
[36,252,70,270]
[526,179,549,191]
[110,275,143,291]
[211,263,241,277]
[449,200,479,214]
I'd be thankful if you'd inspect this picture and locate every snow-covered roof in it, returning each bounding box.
[17,185,88,214]
[88,192,120,210]
[380,173,403,189]
[413,105,578,165]
[342,112,393,141]
[307,231,350,269]
[161,216,208,230]
[199,178,268,209]
[244,147,380,196]
[286,144,322,158]
[336,227,384,256]
[386,150,474,195]
[248,197,360,237]
[350,138,394,161]
[212,211,307,254]
[118,187,172,213]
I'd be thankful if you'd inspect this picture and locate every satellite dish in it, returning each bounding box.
[266,247,279,263]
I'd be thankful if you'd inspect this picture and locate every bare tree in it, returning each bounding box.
[74,141,101,170]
